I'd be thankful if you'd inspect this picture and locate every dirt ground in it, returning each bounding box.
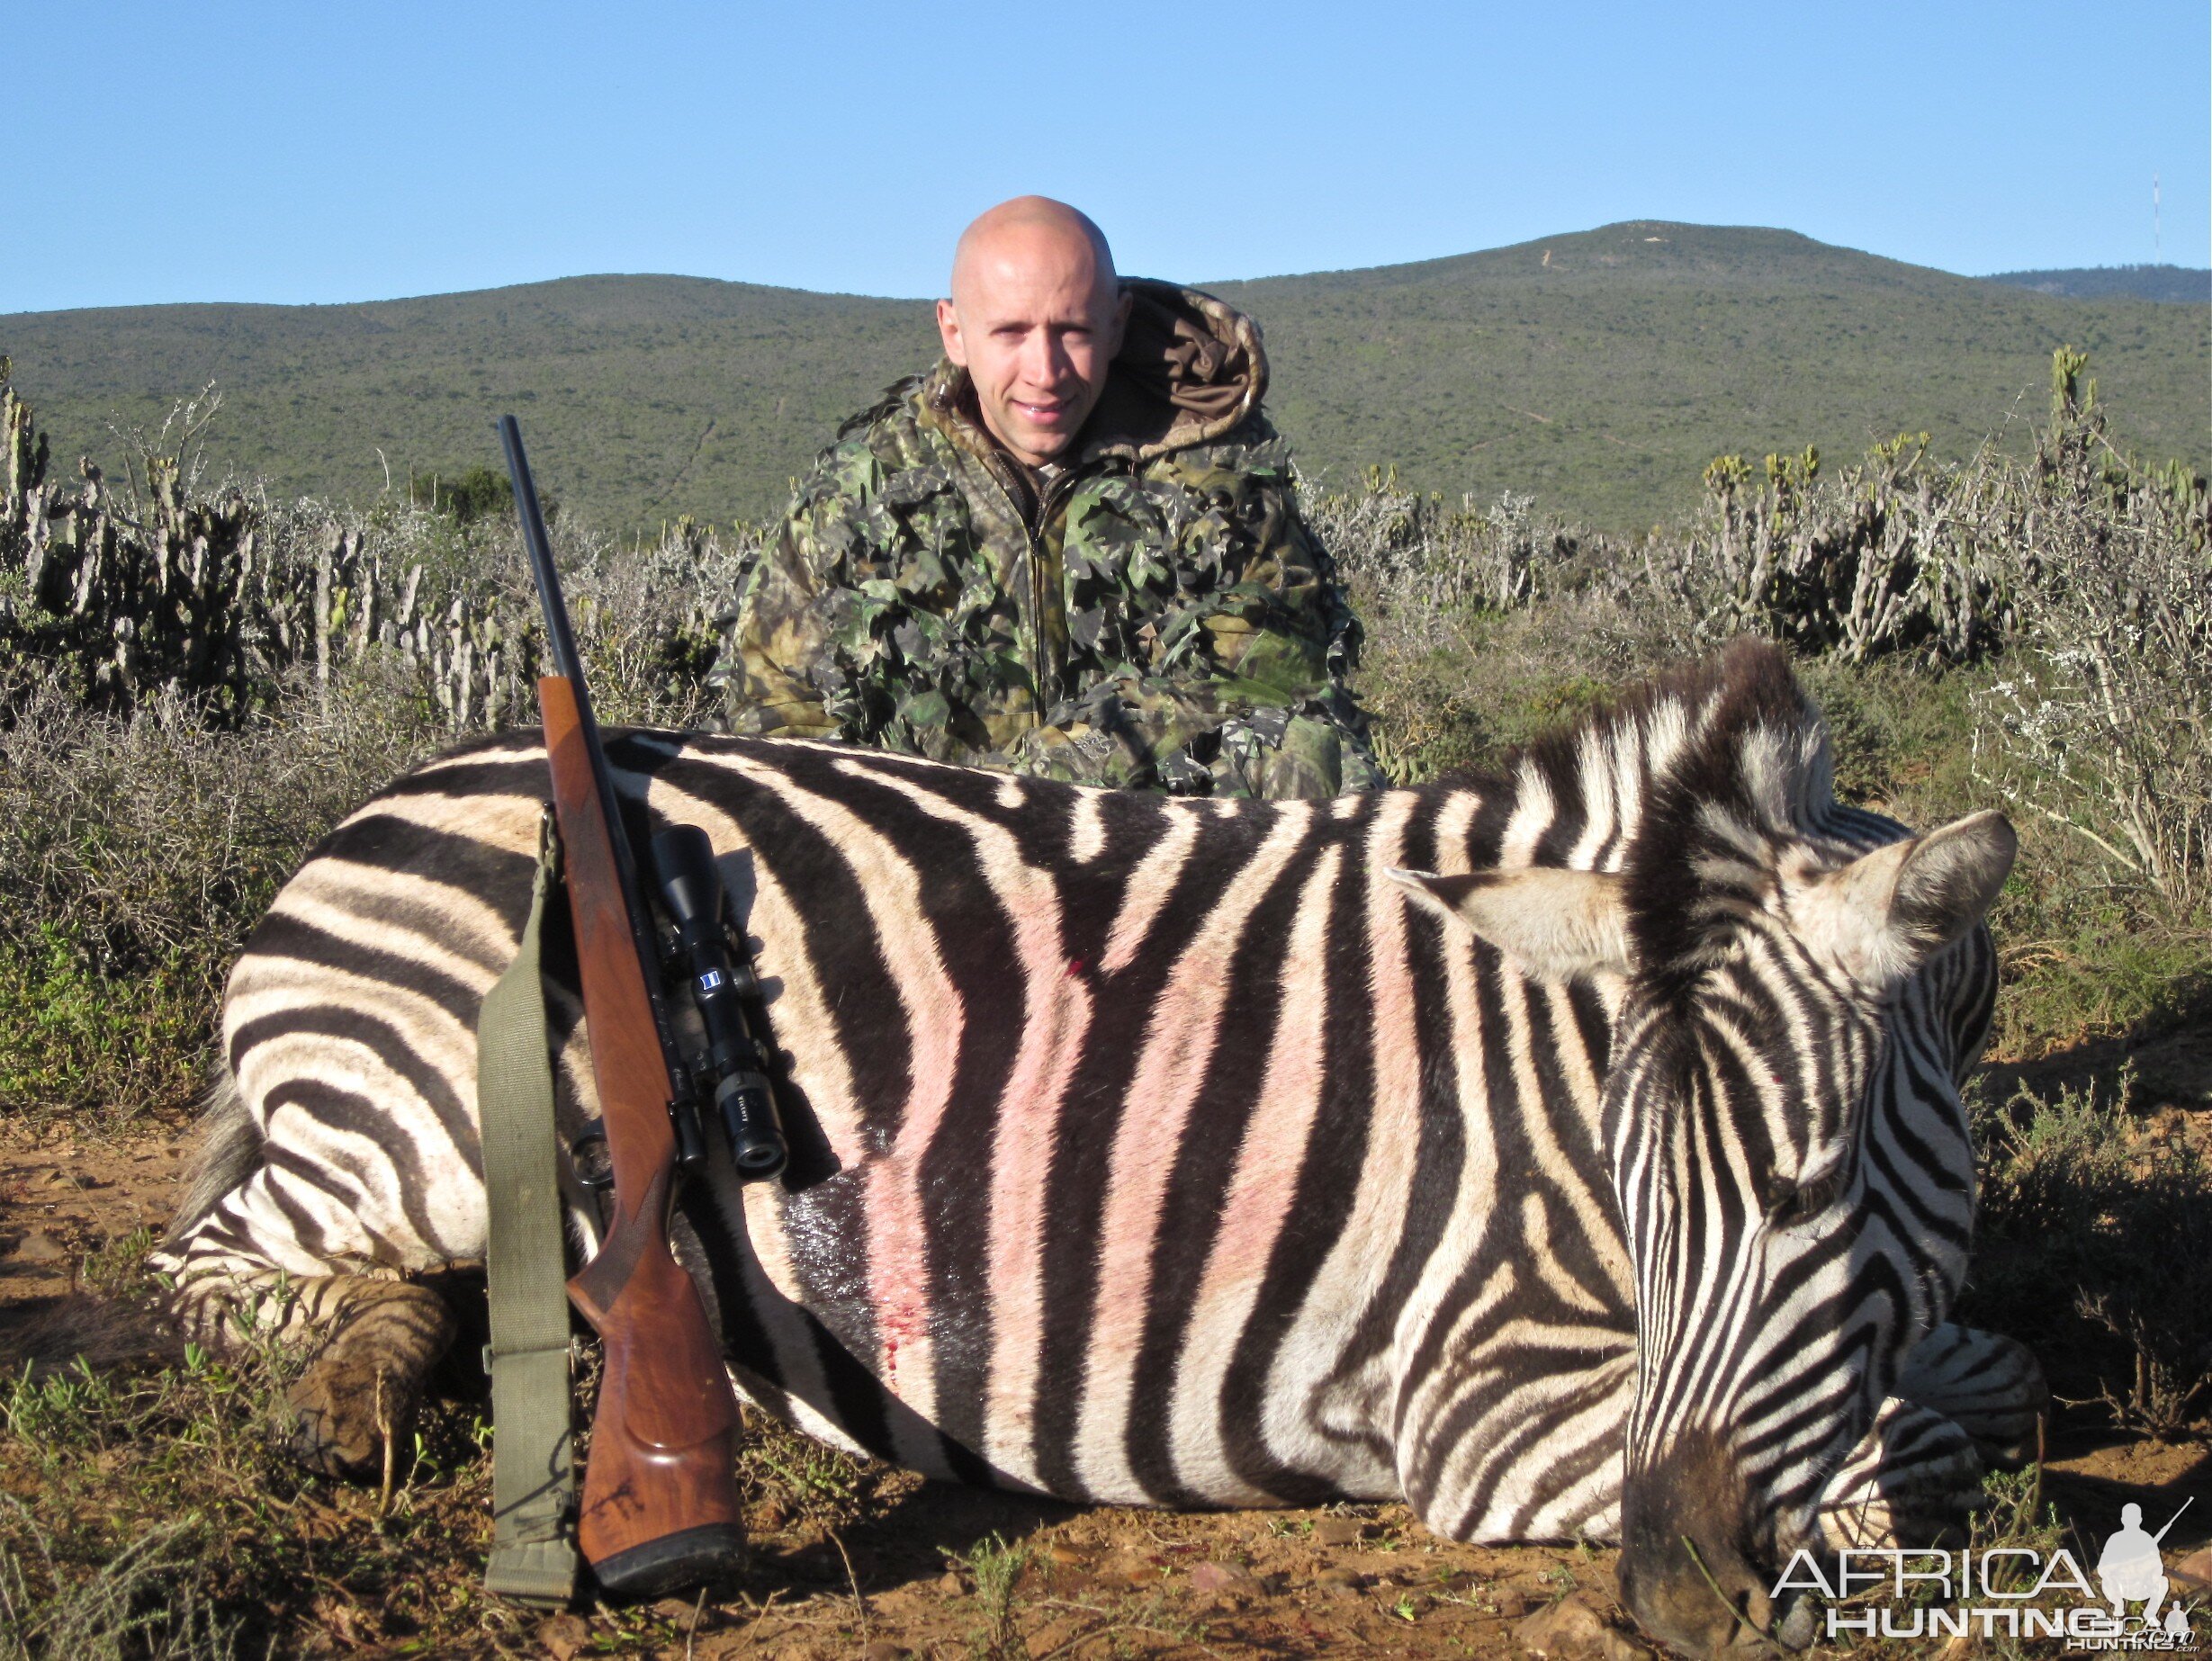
[3,1119,2208,1661]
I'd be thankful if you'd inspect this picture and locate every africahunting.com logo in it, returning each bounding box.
[1770,1501,2199,1648]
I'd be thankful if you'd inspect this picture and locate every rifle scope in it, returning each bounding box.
[651,826,787,1181]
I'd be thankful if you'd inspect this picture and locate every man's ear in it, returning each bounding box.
[1389,866,1632,981]
[936,297,968,367]
[1105,283,1132,358]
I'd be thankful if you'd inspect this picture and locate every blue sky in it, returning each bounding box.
[7,0,2206,312]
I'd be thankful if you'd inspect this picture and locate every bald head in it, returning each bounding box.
[950,196,1118,309]
[937,196,1130,466]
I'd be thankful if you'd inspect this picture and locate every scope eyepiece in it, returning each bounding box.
[715,1073,787,1180]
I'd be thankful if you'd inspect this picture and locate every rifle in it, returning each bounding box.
[2153,1497,2194,1546]
[497,416,761,1597]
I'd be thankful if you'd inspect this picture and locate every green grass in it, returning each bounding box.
[0,1288,894,1658]
[941,1532,1034,1661]
[4,221,2205,535]
[1,1342,551,1659]
[2,274,933,541]
[0,929,205,1131]
[1221,223,2208,532]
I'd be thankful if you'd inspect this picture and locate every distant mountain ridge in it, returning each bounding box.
[1983,265,2208,304]
[4,221,2205,534]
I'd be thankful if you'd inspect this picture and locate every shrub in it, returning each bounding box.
[0,667,445,1125]
[1968,361,2212,920]
[405,464,516,526]
[1968,1074,2212,1438]
[1648,434,2021,665]
[1305,470,1555,630]
[0,373,762,1123]
[1,365,758,733]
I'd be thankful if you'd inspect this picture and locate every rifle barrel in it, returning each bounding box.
[498,415,584,687]
[2154,1495,2193,1544]
[497,417,684,1091]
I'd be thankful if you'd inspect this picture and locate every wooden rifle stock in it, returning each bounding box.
[540,677,746,1594]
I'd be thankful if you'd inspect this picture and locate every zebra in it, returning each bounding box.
[154,641,2043,1654]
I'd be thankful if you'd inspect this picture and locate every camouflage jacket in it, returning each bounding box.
[709,280,1380,798]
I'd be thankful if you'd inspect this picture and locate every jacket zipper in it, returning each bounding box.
[1033,469,1082,711]
[986,455,1080,724]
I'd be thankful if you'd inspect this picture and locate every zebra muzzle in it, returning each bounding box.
[1618,1432,1793,1656]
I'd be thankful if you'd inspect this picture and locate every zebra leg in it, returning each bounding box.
[1817,1397,1983,1550]
[155,1075,460,1479]
[166,1257,459,1479]
[280,1276,458,1477]
[1895,1322,2046,1467]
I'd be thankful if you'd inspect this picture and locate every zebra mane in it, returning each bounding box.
[1504,640,1848,992]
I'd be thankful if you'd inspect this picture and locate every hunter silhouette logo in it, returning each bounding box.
[2100,1503,2189,1635]
[1772,1498,2199,1648]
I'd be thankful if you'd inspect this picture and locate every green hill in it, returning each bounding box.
[1210,223,2207,528]
[1983,264,2208,304]
[3,221,2205,534]
[0,276,934,534]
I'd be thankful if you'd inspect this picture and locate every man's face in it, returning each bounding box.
[937,223,1130,467]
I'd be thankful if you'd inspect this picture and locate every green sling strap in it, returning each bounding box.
[479,813,580,1604]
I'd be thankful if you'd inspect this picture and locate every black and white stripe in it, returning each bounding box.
[156,642,2036,1637]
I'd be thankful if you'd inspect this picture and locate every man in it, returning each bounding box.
[711,196,1380,798]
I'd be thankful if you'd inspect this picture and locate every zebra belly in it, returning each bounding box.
[715,1130,1636,1532]
[710,1150,1412,1508]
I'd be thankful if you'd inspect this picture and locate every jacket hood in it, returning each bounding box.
[1087,279,1268,458]
[923,279,1269,467]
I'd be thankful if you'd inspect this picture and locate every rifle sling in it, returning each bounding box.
[480,812,581,1605]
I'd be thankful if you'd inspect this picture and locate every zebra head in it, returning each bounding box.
[1400,656,2015,1655]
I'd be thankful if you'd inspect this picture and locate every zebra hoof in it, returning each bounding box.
[285,1360,417,1479]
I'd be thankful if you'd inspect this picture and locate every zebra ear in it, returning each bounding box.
[1389,867,1632,981]
[1797,809,2017,988]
